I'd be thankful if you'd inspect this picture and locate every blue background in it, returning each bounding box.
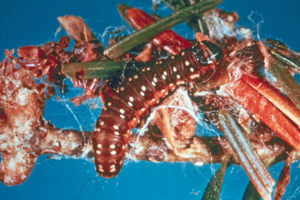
[1,0,300,199]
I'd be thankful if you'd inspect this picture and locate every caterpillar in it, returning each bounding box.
[92,41,223,178]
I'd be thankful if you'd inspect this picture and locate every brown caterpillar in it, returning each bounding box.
[92,41,223,178]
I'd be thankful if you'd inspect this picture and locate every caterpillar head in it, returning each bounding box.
[191,40,224,65]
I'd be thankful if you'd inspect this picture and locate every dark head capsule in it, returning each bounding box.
[191,41,223,65]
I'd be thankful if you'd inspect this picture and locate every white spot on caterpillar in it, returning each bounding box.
[151,81,156,86]
[110,164,116,169]
[190,67,195,72]
[113,125,119,130]
[141,85,146,91]
[181,51,185,56]
[162,75,166,80]
[110,168,116,172]
[132,117,137,123]
[140,91,145,96]
[120,109,125,114]
[176,74,181,79]
[100,121,104,126]
[129,96,134,102]
[128,102,133,107]
[111,150,117,155]
[147,67,151,71]
[96,150,101,155]
[110,144,116,149]
[120,87,125,91]
[98,166,104,172]
[189,74,200,79]
[128,77,132,81]
[97,144,102,148]
[169,83,175,88]
[171,56,175,59]
[107,102,112,106]
[134,74,138,79]
[99,169,104,173]
[120,114,125,119]
[114,131,120,136]
[185,60,190,66]
[153,77,158,82]
[173,67,177,72]
[163,71,167,76]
